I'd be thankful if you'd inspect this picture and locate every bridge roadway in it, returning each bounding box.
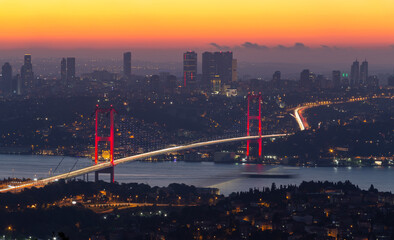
[294,106,309,131]
[292,96,380,131]
[0,134,287,193]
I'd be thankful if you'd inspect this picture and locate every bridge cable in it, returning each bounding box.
[66,158,80,179]
[52,156,66,175]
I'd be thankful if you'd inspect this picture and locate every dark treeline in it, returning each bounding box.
[1,180,390,239]
[0,180,203,208]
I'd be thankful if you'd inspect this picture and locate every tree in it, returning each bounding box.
[58,232,69,240]
[368,184,378,193]
[271,183,277,191]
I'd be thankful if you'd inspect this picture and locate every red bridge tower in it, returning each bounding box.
[94,105,117,183]
[246,93,262,159]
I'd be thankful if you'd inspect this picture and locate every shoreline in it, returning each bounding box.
[0,153,392,168]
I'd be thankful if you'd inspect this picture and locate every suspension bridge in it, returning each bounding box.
[0,93,316,193]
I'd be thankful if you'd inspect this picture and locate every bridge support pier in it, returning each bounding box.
[95,166,114,183]
[82,173,89,182]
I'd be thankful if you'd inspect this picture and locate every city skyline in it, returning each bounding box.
[1,46,393,74]
[1,0,394,71]
[1,52,388,87]
[0,1,393,239]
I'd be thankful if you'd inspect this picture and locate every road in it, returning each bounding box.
[2,95,388,193]
[0,134,287,193]
[292,96,375,131]
[294,106,309,131]
[87,203,196,214]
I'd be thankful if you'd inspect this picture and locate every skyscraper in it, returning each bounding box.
[360,60,368,86]
[123,52,132,78]
[273,71,281,82]
[61,58,67,83]
[232,59,238,82]
[214,51,233,84]
[21,54,34,91]
[299,69,317,90]
[315,74,325,89]
[202,51,233,88]
[66,57,76,82]
[388,76,394,87]
[183,51,197,87]
[24,54,31,67]
[367,75,379,88]
[1,62,12,94]
[332,70,341,88]
[350,60,360,87]
[13,74,21,95]
[272,71,281,88]
[299,69,310,88]
[202,52,216,85]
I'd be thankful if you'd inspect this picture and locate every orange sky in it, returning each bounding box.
[1,0,394,48]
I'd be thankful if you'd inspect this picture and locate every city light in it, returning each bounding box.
[0,0,392,238]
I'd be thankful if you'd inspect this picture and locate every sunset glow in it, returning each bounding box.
[1,0,394,48]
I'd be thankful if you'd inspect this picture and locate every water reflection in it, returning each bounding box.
[1,155,394,195]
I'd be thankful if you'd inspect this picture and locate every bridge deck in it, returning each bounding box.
[0,134,287,193]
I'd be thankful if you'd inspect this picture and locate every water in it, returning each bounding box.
[1,154,394,195]
[0,155,92,180]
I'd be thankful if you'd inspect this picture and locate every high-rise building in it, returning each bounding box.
[309,72,316,86]
[350,60,360,87]
[66,57,76,82]
[61,57,76,84]
[164,74,177,95]
[315,74,326,89]
[332,70,341,88]
[214,51,233,83]
[367,75,379,88]
[202,51,233,88]
[1,62,12,94]
[202,52,216,84]
[272,71,281,88]
[360,60,368,86]
[12,74,21,95]
[299,69,317,90]
[123,52,132,78]
[159,72,170,82]
[183,51,197,87]
[61,58,67,83]
[388,76,394,87]
[273,71,281,81]
[21,54,34,91]
[232,59,238,82]
[300,69,310,88]
[341,72,350,87]
[211,75,221,93]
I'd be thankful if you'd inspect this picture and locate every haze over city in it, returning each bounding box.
[1,0,394,69]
